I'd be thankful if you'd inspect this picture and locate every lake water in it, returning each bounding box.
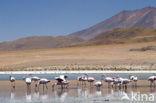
[0,73,154,81]
[0,73,156,103]
[0,86,156,103]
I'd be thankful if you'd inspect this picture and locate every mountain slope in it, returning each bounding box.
[70,6,156,40]
[71,28,156,46]
[0,36,84,51]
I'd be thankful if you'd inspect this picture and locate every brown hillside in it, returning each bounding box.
[71,28,156,46]
[0,36,84,51]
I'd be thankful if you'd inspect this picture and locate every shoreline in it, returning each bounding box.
[0,70,156,74]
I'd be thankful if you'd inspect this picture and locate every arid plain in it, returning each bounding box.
[0,42,156,71]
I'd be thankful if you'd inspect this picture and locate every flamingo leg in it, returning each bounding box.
[66,84,69,89]
[43,84,45,91]
[35,81,37,88]
[61,84,63,89]
[84,81,86,86]
[125,84,127,89]
[38,84,40,90]
[111,83,113,88]
[27,84,29,90]
[13,82,15,88]
[77,81,79,86]
[135,82,137,88]
[46,84,48,89]
[150,81,153,87]
[11,82,12,88]
[119,84,121,90]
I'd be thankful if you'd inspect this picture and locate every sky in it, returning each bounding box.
[0,0,156,42]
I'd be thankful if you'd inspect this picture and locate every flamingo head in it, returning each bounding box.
[84,74,88,77]
[22,76,26,80]
[116,75,120,79]
[101,74,106,78]
[64,75,68,79]
[129,75,132,79]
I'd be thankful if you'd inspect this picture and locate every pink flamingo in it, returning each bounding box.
[85,74,95,86]
[148,74,156,87]
[102,75,114,88]
[77,74,88,86]
[53,75,69,89]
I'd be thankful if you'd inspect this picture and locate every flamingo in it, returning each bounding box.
[9,76,15,88]
[53,75,69,89]
[129,75,138,87]
[25,77,32,89]
[85,74,95,86]
[31,76,40,81]
[112,77,120,88]
[31,76,40,87]
[148,74,156,87]
[38,78,50,90]
[94,81,102,89]
[117,76,131,89]
[77,74,88,86]
[102,75,114,88]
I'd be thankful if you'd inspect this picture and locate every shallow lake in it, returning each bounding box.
[0,73,156,103]
[0,73,155,81]
[0,86,156,103]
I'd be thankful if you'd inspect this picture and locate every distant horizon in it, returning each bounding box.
[0,0,156,42]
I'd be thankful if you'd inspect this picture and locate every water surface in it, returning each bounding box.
[0,73,156,103]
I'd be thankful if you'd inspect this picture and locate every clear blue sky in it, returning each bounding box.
[0,0,156,42]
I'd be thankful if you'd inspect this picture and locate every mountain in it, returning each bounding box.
[0,36,84,51]
[70,28,156,46]
[70,6,156,40]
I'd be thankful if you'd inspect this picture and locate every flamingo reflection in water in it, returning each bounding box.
[54,89,68,103]
[10,88,15,100]
[26,88,32,102]
[105,89,129,101]
[78,87,102,98]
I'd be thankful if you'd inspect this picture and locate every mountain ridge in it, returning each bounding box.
[70,6,156,40]
[0,35,84,51]
[69,28,156,47]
